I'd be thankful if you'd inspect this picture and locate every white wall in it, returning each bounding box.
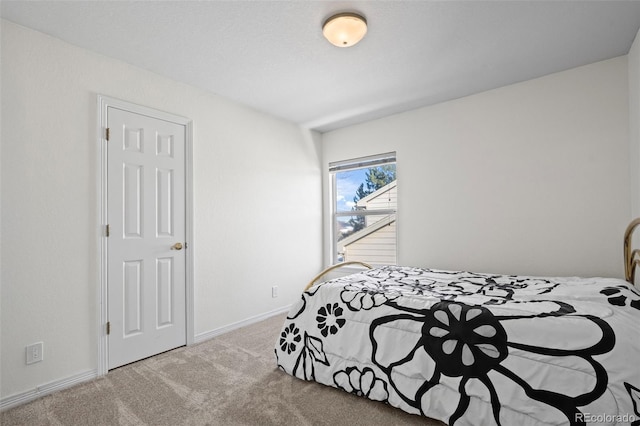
[630,28,640,219]
[323,57,630,278]
[0,21,322,399]
[629,28,640,286]
[0,18,4,404]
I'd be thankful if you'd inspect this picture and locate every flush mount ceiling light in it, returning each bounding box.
[322,13,367,47]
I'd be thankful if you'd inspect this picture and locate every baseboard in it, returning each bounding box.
[194,304,291,344]
[0,369,98,411]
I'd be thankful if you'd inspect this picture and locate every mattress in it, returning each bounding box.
[274,266,640,425]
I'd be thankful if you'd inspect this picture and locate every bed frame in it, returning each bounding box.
[625,217,640,283]
[304,261,372,291]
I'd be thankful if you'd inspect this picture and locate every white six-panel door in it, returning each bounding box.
[107,107,187,369]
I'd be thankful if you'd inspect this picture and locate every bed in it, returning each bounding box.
[274,220,640,425]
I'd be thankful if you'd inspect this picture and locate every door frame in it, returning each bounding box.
[96,94,194,376]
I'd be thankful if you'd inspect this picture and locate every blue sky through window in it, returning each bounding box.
[335,168,369,212]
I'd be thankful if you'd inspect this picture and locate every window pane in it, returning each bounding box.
[335,213,397,265]
[335,165,396,213]
[331,156,397,266]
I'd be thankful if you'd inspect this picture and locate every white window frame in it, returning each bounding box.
[329,152,397,266]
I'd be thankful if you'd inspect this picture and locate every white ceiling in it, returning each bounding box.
[3,1,640,132]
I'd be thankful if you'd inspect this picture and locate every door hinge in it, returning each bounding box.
[105,127,110,141]
[106,321,111,335]
[106,224,110,237]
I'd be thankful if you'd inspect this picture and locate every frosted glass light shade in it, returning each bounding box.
[322,13,367,47]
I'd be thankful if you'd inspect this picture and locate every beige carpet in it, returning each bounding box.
[1,313,444,426]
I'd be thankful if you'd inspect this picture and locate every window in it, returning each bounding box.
[330,152,397,266]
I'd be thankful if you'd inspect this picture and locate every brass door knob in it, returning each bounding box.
[171,242,183,251]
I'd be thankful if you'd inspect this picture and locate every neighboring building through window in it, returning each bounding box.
[330,153,397,265]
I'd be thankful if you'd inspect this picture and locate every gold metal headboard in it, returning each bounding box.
[304,261,373,291]
[624,217,640,283]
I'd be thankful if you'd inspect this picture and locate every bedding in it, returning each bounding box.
[274,266,640,425]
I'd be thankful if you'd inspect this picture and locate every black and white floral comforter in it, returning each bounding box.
[275,266,640,426]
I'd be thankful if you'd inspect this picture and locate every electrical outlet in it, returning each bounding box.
[272,286,278,298]
[26,342,44,365]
